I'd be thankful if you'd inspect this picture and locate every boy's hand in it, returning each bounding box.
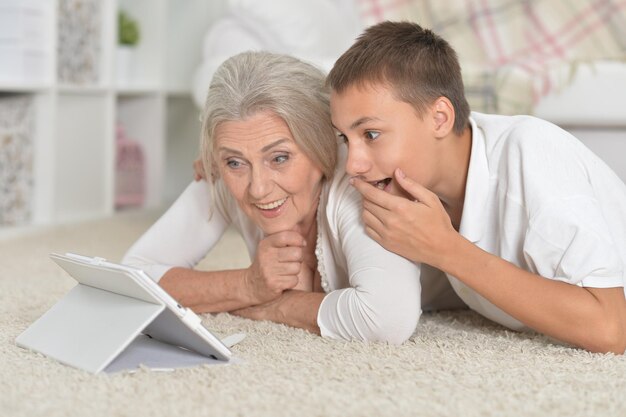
[351,168,457,265]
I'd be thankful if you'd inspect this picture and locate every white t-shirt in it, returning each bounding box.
[123,145,461,344]
[449,112,626,330]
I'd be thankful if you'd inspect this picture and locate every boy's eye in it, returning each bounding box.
[365,131,380,141]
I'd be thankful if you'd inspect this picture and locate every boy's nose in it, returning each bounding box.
[345,143,372,177]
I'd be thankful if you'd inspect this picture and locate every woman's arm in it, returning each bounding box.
[232,290,325,334]
[123,181,309,312]
[162,230,309,313]
[160,267,253,313]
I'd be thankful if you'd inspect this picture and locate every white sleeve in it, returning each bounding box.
[317,186,422,345]
[524,196,624,289]
[122,181,231,282]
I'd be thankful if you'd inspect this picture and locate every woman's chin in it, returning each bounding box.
[257,219,294,236]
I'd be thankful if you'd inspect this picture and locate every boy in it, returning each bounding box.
[328,21,626,353]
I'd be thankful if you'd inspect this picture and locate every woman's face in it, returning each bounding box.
[215,111,324,236]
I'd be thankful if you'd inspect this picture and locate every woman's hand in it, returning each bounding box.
[293,260,315,292]
[244,230,309,304]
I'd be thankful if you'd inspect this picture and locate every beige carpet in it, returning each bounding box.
[1,210,626,417]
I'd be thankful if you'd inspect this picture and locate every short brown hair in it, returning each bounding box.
[327,21,470,135]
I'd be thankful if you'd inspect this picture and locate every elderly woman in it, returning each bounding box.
[123,51,459,344]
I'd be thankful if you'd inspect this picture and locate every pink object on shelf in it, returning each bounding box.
[115,124,145,209]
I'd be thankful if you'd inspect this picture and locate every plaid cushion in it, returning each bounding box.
[356,0,626,114]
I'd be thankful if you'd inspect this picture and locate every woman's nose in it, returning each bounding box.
[248,166,272,199]
[345,142,372,177]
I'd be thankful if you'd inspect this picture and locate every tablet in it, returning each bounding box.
[16,252,232,373]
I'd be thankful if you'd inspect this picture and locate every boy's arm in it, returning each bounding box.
[442,238,626,354]
[352,170,626,354]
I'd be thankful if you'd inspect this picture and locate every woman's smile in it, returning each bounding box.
[254,197,289,218]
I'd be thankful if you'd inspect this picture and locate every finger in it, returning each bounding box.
[281,275,299,289]
[268,230,306,248]
[271,261,301,276]
[276,246,303,263]
[362,198,391,225]
[362,208,385,236]
[394,169,438,206]
[350,177,396,209]
[364,225,383,243]
[272,271,299,290]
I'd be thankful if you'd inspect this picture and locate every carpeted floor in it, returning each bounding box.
[1,210,626,417]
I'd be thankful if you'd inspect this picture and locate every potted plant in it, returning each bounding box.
[116,10,140,85]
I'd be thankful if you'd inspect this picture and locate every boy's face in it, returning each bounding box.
[331,83,441,198]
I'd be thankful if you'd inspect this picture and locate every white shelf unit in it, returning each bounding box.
[0,0,227,231]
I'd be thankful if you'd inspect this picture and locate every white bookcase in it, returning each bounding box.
[0,0,226,231]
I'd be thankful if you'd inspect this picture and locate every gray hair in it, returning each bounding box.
[200,51,337,184]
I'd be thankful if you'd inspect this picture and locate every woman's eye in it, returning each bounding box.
[273,154,289,164]
[226,159,242,169]
[365,131,380,141]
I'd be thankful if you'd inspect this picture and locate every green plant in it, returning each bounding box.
[118,10,140,46]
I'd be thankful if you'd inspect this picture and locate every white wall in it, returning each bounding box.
[535,61,626,183]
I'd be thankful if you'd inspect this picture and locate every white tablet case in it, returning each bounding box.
[16,253,232,374]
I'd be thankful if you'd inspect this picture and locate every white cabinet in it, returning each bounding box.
[0,0,226,231]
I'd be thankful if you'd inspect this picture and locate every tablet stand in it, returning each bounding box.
[16,254,229,374]
[17,283,167,373]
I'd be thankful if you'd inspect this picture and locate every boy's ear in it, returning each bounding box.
[431,97,455,138]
